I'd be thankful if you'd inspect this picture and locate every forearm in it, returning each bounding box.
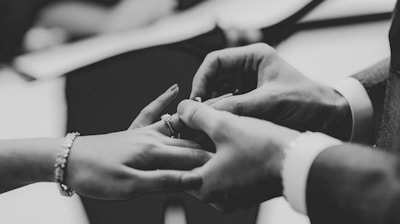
[37,2,110,36]
[101,0,177,33]
[0,138,61,193]
[307,144,400,224]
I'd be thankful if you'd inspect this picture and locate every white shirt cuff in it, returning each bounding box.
[332,77,373,144]
[281,132,342,215]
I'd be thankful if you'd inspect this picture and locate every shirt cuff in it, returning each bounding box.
[332,77,373,144]
[281,132,342,215]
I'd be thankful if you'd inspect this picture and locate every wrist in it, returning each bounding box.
[329,91,352,141]
[55,133,80,196]
[64,134,96,192]
[281,132,342,214]
[63,136,83,191]
[21,138,62,183]
[332,77,374,144]
[43,138,65,182]
[313,83,352,141]
[271,127,301,197]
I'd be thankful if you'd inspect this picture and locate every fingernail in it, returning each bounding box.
[168,84,179,92]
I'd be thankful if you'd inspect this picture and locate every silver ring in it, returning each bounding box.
[161,114,175,137]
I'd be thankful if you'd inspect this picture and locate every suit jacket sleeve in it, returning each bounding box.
[306,143,400,224]
[351,58,390,135]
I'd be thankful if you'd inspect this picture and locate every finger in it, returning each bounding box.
[210,94,253,115]
[163,137,203,149]
[151,145,212,170]
[137,170,203,191]
[148,113,186,136]
[190,48,252,99]
[129,84,179,129]
[203,93,234,106]
[190,43,274,100]
[177,100,235,136]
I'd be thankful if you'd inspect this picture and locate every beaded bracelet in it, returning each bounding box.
[54,132,80,197]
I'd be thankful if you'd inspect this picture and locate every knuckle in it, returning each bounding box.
[185,149,207,167]
[252,43,274,53]
[192,149,210,163]
[147,141,161,154]
[252,43,277,62]
[157,173,178,190]
[158,175,168,188]
[233,100,245,116]
[186,104,203,124]
[205,51,219,61]
[203,50,226,66]
[135,134,159,154]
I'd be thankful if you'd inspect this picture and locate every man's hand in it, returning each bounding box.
[190,43,352,140]
[177,100,300,211]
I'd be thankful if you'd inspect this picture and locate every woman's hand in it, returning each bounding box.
[66,85,211,200]
[177,100,300,211]
[190,43,352,140]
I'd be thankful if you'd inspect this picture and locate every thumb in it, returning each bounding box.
[210,95,242,114]
[212,91,261,116]
[177,100,232,136]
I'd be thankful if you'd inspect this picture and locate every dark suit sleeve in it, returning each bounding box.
[351,58,390,136]
[306,144,400,224]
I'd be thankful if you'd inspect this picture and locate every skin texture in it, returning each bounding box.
[190,43,352,140]
[177,100,300,212]
[0,85,211,200]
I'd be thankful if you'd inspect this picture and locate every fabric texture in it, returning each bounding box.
[307,144,400,224]
[378,1,400,152]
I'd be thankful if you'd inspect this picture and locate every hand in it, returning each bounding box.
[190,43,351,140]
[66,85,211,200]
[177,100,300,211]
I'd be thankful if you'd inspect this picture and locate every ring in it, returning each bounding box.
[161,113,175,137]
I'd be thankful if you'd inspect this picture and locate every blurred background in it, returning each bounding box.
[0,0,395,223]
